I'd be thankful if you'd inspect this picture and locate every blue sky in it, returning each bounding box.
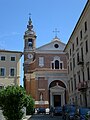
[0,0,87,85]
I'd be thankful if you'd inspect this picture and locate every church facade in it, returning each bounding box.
[23,18,68,108]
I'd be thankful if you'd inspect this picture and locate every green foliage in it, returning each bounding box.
[26,95,35,115]
[0,86,27,120]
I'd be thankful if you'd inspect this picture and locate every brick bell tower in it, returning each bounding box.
[23,16,37,93]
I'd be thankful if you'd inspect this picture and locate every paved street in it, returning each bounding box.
[29,114,62,120]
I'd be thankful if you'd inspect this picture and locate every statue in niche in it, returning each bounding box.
[56,82,59,86]
[40,93,43,101]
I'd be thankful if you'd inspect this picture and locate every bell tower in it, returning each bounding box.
[24,16,36,63]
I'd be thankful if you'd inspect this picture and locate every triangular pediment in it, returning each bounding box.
[36,37,65,52]
[50,84,65,93]
[51,85,65,90]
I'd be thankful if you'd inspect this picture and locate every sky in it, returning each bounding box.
[0,0,87,85]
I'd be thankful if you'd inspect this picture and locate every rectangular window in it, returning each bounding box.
[0,68,5,76]
[1,56,5,61]
[76,37,78,46]
[85,40,88,53]
[73,57,75,68]
[82,71,85,81]
[70,48,71,56]
[39,57,44,67]
[60,63,62,69]
[77,71,80,83]
[77,52,79,64]
[11,56,15,61]
[71,78,73,92]
[80,30,82,39]
[87,67,90,80]
[84,21,87,32]
[68,66,69,74]
[70,62,72,71]
[81,47,84,61]
[74,75,76,90]
[10,68,15,76]
[72,43,74,51]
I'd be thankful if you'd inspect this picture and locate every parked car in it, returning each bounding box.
[79,107,90,120]
[54,106,62,115]
[64,104,76,120]
[66,106,76,120]
[45,108,50,114]
[37,107,46,114]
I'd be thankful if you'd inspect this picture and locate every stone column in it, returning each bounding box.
[63,92,65,105]
[50,91,53,106]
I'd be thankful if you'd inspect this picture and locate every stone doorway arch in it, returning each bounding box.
[49,80,66,107]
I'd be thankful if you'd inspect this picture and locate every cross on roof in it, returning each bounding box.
[53,28,59,37]
[29,13,31,20]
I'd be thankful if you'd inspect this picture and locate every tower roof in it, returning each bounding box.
[24,16,36,38]
[27,17,33,31]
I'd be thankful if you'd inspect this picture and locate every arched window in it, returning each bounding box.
[51,56,64,70]
[60,63,63,69]
[28,39,33,48]
[55,60,59,69]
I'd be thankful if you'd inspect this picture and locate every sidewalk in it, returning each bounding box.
[23,115,32,120]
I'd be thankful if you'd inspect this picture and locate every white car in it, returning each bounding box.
[45,108,50,114]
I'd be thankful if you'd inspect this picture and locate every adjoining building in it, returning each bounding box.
[23,18,68,108]
[64,0,90,107]
[0,50,22,88]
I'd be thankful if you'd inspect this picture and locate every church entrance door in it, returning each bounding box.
[54,95,61,107]
[49,80,66,107]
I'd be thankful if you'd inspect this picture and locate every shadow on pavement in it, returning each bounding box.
[28,114,62,120]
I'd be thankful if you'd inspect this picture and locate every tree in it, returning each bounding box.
[26,95,35,115]
[0,86,27,120]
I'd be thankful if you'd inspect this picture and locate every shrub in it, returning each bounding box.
[0,86,26,120]
[26,95,35,115]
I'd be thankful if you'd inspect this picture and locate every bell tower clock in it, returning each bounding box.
[24,16,37,64]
